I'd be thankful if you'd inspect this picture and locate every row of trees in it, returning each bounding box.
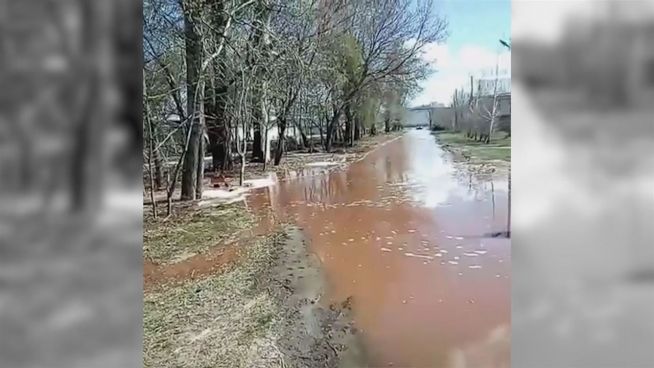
[450,54,510,143]
[143,0,448,214]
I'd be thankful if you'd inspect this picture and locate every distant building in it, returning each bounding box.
[429,107,453,129]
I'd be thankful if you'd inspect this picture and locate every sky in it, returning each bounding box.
[410,0,511,107]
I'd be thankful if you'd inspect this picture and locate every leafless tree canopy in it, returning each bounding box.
[143,0,448,206]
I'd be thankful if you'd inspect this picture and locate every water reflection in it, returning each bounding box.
[246,130,510,367]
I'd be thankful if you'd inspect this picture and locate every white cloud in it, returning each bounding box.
[411,43,511,107]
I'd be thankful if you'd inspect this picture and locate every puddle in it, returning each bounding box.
[239,130,511,367]
[144,243,242,288]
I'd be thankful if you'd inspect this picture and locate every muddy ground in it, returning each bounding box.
[143,223,366,368]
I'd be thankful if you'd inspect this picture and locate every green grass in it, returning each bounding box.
[435,131,510,163]
[143,233,287,368]
[144,204,254,264]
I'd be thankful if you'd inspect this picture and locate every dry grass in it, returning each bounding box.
[143,204,254,264]
[143,232,289,368]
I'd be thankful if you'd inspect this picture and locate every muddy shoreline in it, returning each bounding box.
[265,227,366,368]
[143,224,366,367]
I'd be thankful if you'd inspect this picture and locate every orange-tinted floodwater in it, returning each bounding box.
[248,130,510,367]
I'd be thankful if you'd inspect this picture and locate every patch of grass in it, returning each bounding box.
[143,233,288,368]
[144,204,254,264]
[435,131,510,163]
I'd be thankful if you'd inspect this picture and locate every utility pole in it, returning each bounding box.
[499,39,511,237]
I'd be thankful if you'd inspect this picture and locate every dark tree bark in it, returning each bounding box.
[153,145,163,190]
[180,0,202,200]
[344,103,355,146]
[273,118,286,165]
[252,123,264,162]
[354,116,361,141]
[324,109,342,152]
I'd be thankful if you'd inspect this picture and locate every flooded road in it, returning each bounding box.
[248,130,511,367]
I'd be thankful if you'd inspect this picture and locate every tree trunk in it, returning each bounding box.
[354,116,361,141]
[274,119,286,166]
[144,75,158,217]
[180,0,202,200]
[252,123,264,162]
[324,109,342,152]
[153,146,163,190]
[195,102,205,199]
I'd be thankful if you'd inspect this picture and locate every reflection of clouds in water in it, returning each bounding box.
[449,324,510,368]
[401,131,508,208]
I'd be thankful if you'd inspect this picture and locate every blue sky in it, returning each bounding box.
[441,0,511,52]
[410,0,511,106]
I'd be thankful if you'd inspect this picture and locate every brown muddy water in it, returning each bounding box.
[251,130,510,367]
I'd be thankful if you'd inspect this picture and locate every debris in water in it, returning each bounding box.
[404,252,433,260]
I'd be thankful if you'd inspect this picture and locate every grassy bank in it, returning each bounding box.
[144,204,254,264]
[144,231,287,368]
[144,202,362,368]
[434,131,511,163]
